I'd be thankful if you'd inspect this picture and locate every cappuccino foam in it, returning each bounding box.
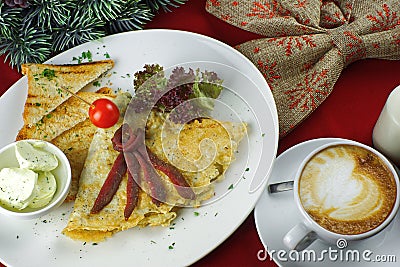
[299,144,397,235]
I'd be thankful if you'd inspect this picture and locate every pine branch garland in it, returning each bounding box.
[0,0,188,69]
[0,3,22,39]
[109,1,154,33]
[143,0,187,12]
[25,0,72,31]
[52,8,106,52]
[0,27,52,69]
[81,0,122,22]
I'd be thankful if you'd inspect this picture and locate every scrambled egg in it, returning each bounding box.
[63,98,247,242]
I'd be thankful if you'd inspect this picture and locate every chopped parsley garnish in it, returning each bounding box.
[42,69,56,80]
[228,184,234,190]
[194,211,199,216]
[72,50,93,63]
[82,50,92,61]
[168,242,175,249]
[93,81,101,87]
[56,88,63,95]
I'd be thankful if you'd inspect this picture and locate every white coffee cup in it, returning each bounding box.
[373,85,400,166]
[283,140,400,251]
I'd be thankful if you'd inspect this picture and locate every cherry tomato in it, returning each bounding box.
[89,98,120,128]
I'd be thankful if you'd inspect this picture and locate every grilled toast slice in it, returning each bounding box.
[51,119,98,202]
[16,87,115,141]
[21,60,114,127]
[51,92,130,202]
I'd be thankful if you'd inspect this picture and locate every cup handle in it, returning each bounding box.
[268,181,294,193]
[283,223,317,251]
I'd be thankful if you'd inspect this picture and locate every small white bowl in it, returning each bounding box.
[0,139,71,220]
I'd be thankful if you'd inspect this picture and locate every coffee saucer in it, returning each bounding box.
[254,138,400,266]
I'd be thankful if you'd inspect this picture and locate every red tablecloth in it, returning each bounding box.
[1,1,400,266]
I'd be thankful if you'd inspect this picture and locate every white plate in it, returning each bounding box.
[255,138,400,266]
[0,29,279,267]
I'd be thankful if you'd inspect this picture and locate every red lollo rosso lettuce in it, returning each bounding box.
[131,64,223,123]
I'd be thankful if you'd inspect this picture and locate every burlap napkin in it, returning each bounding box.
[206,0,400,137]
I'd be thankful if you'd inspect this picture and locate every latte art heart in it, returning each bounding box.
[299,145,397,235]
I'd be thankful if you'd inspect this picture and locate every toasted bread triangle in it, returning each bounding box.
[51,118,98,202]
[16,88,115,141]
[21,60,114,127]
